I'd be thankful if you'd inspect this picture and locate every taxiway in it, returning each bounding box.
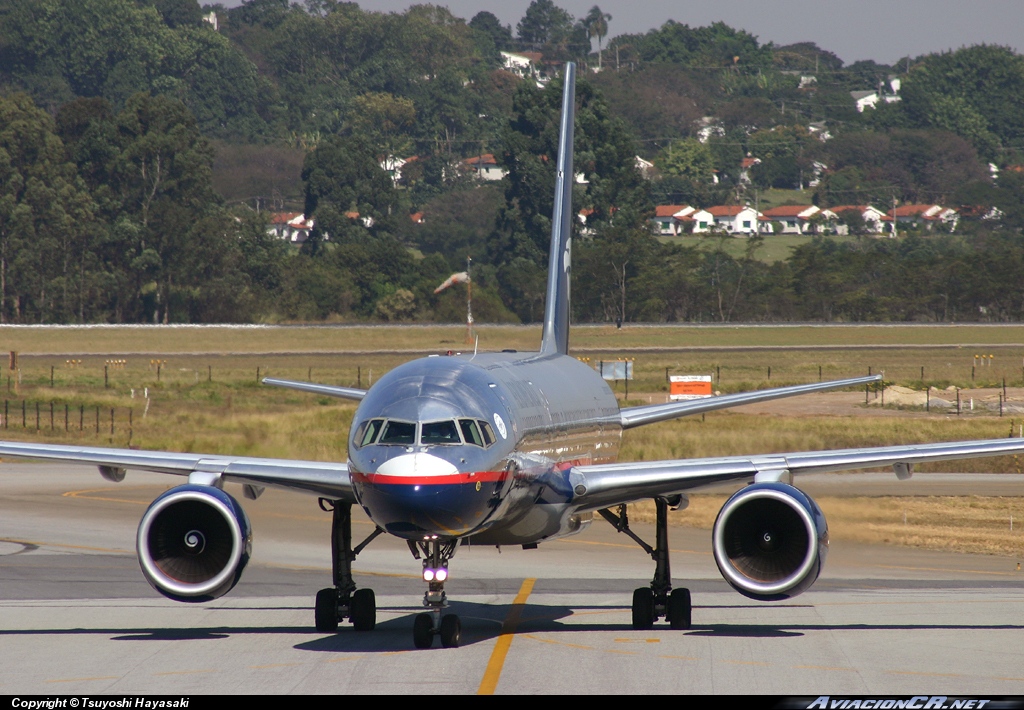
[1,464,1023,694]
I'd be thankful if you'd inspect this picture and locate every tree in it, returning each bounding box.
[0,93,96,322]
[584,6,612,69]
[469,11,512,53]
[657,139,714,182]
[517,0,572,48]
[349,92,416,160]
[113,92,219,322]
[899,45,1024,160]
[493,73,651,321]
[772,42,843,73]
[153,0,203,29]
[301,134,396,248]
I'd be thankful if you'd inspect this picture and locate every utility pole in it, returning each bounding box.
[465,256,474,344]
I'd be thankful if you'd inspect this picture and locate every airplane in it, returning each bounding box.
[3,62,1024,650]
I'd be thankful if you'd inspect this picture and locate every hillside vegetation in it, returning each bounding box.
[2,1,1024,324]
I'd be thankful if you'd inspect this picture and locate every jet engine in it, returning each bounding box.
[136,484,252,603]
[712,482,827,601]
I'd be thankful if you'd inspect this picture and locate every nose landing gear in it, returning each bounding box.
[409,537,461,648]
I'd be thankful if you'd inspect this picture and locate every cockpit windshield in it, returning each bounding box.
[353,417,497,448]
[421,420,461,445]
[459,419,483,446]
[379,420,416,445]
[358,419,385,447]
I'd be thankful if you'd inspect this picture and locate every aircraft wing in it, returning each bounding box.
[568,438,1024,512]
[262,377,367,401]
[618,375,881,429]
[0,441,354,501]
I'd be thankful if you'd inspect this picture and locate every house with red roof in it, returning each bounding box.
[881,204,959,232]
[652,205,696,236]
[461,154,506,181]
[268,212,315,243]
[829,205,887,234]
[760,205,822,234]
[703,205,762,234]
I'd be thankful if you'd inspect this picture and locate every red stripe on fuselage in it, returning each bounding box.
[352,470,506,486]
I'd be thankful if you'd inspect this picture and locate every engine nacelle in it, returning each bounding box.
[712,482,828,601]
[137,485,252,603]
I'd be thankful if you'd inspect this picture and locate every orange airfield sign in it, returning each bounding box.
[669,375,712,400]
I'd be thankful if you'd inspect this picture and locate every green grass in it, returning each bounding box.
[657,232,861,263]
[755,188,815,210]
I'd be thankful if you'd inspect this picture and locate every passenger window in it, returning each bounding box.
[459,419,484,447]
[479,420,496,447]
[379,420,416,445]
[357,419,384,447]
[421,420,461,445]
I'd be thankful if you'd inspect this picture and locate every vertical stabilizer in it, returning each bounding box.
[539,63,576,356]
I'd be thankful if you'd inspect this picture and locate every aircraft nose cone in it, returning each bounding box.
[353,452,495,539]
[375,452,459,478]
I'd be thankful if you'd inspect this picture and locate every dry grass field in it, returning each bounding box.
[631,495,1024,558]
[5,322,1024,353]
[1,323,1024,558]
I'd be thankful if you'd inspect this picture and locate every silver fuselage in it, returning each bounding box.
[347,351,622,545]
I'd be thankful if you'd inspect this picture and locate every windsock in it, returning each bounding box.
[434,271,470,294]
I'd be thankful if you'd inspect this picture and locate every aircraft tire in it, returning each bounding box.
[668,588,692,630]
[439,614,461,648]
[631,587,655,630]
[351,588,376,631]
[314,588,339,633]
[413,612,434,649]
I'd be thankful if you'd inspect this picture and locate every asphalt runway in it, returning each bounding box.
[2,464,1024,695]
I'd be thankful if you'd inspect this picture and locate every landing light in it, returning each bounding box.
[422,567,449,582]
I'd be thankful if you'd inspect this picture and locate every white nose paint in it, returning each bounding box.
[375,452,459,478]
[493,413,507,439]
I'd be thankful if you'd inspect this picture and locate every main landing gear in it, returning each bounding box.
[315,500,384,633]
[599,497,692,630]
[408,537,461,649]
